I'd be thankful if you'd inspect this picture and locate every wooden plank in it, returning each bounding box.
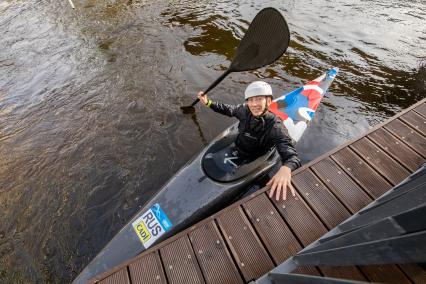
[243,194,320,276]
[331,148,392,198]
[398,264,426,284]
[311,158,372,213]
[414,102,426,117]
[268,192,327,246]
[128,251,167,284]
[350,137,410,185]
[292,169,351,229]
[400,110,426,135]
[269,193,366,281]
[160,236,205,284]
[385,119,426,158]
[98,268,130,284]
[216,206,274,282]
[292,266,321,276]
[188,221,244,284]
[243,193,304,263]
[368,128,425,172]
[360,265,411,284]
[319,266,367,282]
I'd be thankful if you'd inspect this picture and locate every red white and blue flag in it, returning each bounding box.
[269,67,338,142]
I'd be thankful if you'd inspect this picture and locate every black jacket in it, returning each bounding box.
[209,101,301,171]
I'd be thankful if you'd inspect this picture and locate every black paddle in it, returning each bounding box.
[181,7,290,113]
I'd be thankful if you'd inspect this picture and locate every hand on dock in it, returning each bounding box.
[267,166,295,201]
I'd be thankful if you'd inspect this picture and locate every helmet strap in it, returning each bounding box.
[261,96,273,116]
[258,98,269,117]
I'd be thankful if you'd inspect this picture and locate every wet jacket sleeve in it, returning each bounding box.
[271,123,301,171]
[209,101,245,119]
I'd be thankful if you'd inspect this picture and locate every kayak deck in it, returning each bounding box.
[85,99,426,283]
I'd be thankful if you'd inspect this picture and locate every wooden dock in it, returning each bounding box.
[88,98,426,284]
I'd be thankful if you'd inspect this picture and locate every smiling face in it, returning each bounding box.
[247,96,272,117]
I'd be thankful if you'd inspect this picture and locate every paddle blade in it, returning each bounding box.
[230,7,290,72]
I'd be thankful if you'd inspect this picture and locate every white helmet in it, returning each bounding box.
[244,81,273,100]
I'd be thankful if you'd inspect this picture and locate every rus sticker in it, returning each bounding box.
[132,203,172,248]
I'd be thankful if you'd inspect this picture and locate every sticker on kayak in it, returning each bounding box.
[132,203,172,248]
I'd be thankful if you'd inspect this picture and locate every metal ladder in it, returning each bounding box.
[254,163,426,284]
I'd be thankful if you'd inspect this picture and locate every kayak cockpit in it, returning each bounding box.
[202,131,277,183]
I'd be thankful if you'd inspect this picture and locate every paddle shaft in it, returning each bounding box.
[189,69,232,107]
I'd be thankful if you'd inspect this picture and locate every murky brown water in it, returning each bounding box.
[0,0,425,283]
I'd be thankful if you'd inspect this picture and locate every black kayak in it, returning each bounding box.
[73,67,338,283]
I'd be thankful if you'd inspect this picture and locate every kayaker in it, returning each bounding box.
[197,81,301,201]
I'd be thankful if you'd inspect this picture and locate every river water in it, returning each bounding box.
[0,0,425,283]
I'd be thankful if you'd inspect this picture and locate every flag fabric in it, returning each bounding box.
[269,68,338,142]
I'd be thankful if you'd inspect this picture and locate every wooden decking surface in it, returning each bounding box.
[89,98,426,284]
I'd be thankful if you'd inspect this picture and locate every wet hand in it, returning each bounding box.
[267,166,295,201]
[197,91,208,105]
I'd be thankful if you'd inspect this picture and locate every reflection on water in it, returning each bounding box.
[0,0,425,283]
